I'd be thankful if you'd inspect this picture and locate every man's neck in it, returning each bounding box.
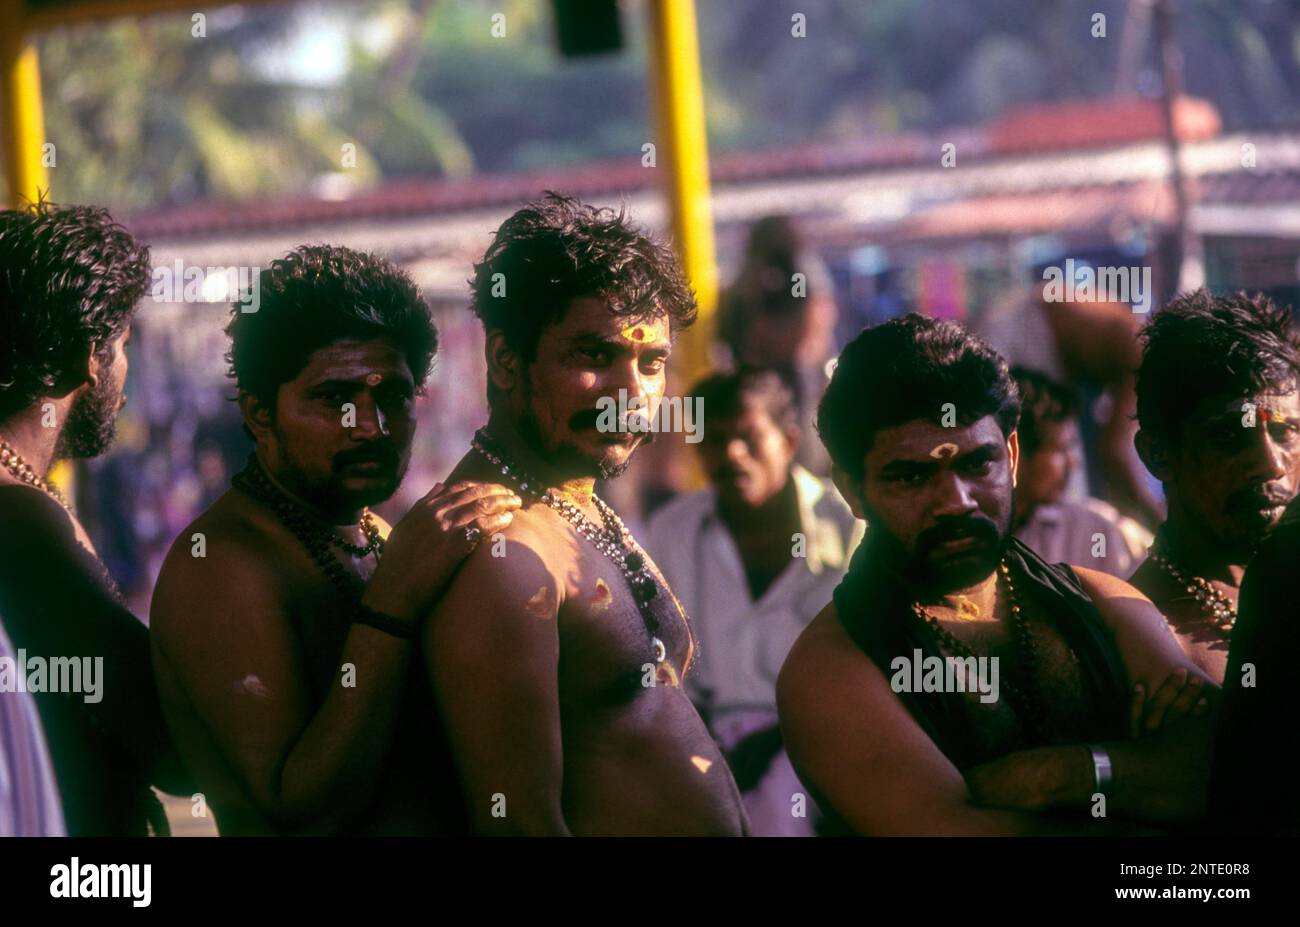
[485,412,596,506]
[254,450,363,526]
[718,471,800,538]
[0,408,63,479]
[917,570,1001,616]
[1160,504,1245,586]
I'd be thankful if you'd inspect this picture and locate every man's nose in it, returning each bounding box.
[931,470,977,517]
[349,396,388,440]
[1244,428,1290,484]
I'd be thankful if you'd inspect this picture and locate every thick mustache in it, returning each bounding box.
[570,409,603,430]
[917,516,999,550]
[335,445,399,468]
[1227,485,1293,510]
[571,407,648,432]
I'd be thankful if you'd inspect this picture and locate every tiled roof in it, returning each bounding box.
[124,96,1241,241]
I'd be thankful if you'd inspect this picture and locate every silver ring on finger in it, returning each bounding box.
[463,524,482,548]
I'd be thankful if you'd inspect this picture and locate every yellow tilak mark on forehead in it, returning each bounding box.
[1261,408,1292,426]
[525,585,556,619]
[621,318,666,344]
[930,442,960,459]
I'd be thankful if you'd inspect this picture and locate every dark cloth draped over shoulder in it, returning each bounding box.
[1210,502,1300,835]
[831,533,1129,771]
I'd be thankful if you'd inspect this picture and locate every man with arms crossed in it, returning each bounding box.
[151,245,520,834]
[779,315,1214,835]
[426,194,748,835]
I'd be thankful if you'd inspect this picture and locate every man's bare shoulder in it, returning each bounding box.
[151,489,292,636]
[1070,564,1157,610]
[0,480,84,554]
[433,502,565,617]
[779,602,877,707]
[1069,563,1205,683]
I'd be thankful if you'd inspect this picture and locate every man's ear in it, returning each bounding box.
[831,464,866,520]
[1134,428,1172,482]
[485,331,521,392]
[51,343,99,401]
[1007,429,1020,489]
[783,424,801,460]
[238,390,275,442]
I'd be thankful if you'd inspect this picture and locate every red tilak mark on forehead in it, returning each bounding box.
[365,374,382,387]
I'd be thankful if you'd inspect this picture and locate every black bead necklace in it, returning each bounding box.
[232,455,383,605]
[470,428,679,665]
[911,560,1048,743]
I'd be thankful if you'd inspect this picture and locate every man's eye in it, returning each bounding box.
[641,357,666,373]
[890,471,925,485]
[962,458,994,476]
[1269,423,1299,444]
[578,347,610,364]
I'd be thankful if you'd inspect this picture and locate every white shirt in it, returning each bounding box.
[0,616,65,836]
[645,466,862,717]
[1015,497,1152,578]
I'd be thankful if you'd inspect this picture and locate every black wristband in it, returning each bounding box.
[354,606,418,640]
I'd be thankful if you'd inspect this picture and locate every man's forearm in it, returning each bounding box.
[968,718,1212,823]
[252,627,417,834]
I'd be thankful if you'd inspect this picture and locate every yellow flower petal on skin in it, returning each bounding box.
[525,584,556,619]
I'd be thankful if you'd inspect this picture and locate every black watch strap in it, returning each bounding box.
[354,606,418,640]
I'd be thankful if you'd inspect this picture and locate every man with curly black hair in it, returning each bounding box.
[777,314,1214,835]
[150,244,519,834]
[1129,290,1300,684]
[0,200,190,835]
[425,193,748,835]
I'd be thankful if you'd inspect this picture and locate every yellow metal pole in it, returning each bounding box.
[0,4,72,498]
[1,1,49,207]
[645,0,718,389]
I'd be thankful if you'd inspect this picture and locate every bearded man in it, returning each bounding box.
[0,201,189,834]
[150,245,519,834]
[778,314,1215,835]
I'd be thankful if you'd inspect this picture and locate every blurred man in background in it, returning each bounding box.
[974,287,1162,530]
[1011,367,1150,578]
[717,216,838,475]
[1129,291,1300,684]
[0,201,189,835]
[646,367,860,836]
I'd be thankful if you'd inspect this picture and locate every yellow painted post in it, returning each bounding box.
[1,1,49,207]
[0,4,71,497]
[644,0,718,390]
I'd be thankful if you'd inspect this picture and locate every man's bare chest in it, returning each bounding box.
[555,544,695,703]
